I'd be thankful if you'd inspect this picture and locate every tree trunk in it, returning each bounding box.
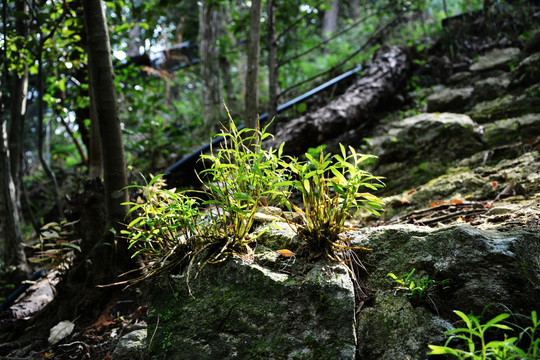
[442,0,448,17]
[244,0,262,130]
[127,22,141,58]
[219,10,236,112]
[83,0,128,229]
[0,98,30,277]
[266,46,410,156]
[322,0,340,40]
[8,0,29,224]
[267,0,279,130]
[0,0,27,274]
[0,6,28,273]
[87,65,102,179]
[350,0,361,20]
[199,1,223,126]
[37,46,63,217]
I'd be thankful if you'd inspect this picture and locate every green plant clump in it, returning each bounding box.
[121,113,385,285]
[279,144,384,260]
[429,310,539,359]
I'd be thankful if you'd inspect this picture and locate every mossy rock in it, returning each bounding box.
[468,84,540,123]
[509,52,540,89]
[407,170,497,206]
[356,291,452,360]
[370,113,484,194]
[470,47,520,72]
[350,225,540,318]
[483,113,540,147]
[425,87,473,112]
[147,258,356,360]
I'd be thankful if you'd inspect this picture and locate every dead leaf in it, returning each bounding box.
[429,200,447,207]
[48,320,75,344]
[277,249,295,257]
[10,270,61,319]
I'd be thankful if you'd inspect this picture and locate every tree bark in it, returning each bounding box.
[8,0,29,227]
[83,0,128,228]
[87,65,102,179]
[322,0,340,40]
[0,5,28,273]
[244,0,263,130]
[0,88,30,276]
[350,0,361,20]
[267,0,278,129]
[199,0,223,126]
[266,46,410,156]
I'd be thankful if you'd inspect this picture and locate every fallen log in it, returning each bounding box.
[266,45,411,156]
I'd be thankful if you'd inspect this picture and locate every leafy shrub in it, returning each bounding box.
[429,310,539,359]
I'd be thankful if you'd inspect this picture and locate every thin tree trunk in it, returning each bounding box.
[0,117,30,276]
[1,0,29,277]
[37,49,63,217]
[244,0,263,131]
[199,1,223,126]
[267,0,278,130]
[322,0,340,40]
[219,9,236,111]
[59,113,87,164]
[28,3,65,217]
[442,0,448,17]
[9,69,29,172]
[351,0,361,20]
[83,0,128,228]
[127,22,141,58]
[8,0,29,222]
[87,65,102,179]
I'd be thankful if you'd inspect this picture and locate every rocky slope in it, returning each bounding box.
[134,29,540,360]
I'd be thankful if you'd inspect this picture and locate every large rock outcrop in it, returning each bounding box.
[351,225,540,317]
[147,259,356,360]
[145,222,540,359]
[369,112,484,194]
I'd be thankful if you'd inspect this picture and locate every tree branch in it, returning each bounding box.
[276,0,325,43]
[279,11,375,67]
[279,17,399,100]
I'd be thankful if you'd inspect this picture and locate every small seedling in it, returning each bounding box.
[388,269,449,306]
